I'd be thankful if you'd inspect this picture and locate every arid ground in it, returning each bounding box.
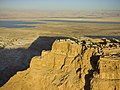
[0,13,120,89]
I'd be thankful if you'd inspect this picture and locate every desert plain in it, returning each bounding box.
[0,10,120,90]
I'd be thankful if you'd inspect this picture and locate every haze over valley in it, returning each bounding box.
[0,0,120,90]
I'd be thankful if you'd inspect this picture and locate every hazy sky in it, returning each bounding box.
[0,0,120,10]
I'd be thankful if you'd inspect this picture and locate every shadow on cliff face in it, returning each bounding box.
[0,36,73,87]
[84,55,100,90]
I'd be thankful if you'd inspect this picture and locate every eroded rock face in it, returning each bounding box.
[91,58,120,90]
[0,38,120,90]
[90,38,120,90]
[91,56,120,90]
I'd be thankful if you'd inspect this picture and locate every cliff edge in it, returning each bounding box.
[0,38,120,90]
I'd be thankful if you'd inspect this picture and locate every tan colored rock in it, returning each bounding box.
[41,50,50,56]
[91,57,120,90]
[1,39,95,90]
[0,42,5,48]
[91,79,120,90]
[0,38,120,90]
[94,58,120,79]
[52,40,82,57]
[90,38,104,44]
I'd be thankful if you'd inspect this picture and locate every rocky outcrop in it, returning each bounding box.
[0,38,120,90]
[91,57,120,90]
[91,42,120,90]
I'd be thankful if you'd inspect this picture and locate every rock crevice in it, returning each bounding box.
[0,38,120,90]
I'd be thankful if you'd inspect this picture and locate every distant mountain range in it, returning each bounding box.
[0,10,120,19]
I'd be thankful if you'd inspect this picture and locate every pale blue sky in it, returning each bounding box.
[0,0,120,10]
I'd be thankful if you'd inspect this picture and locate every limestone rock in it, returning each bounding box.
[0,38,120,90]
[91,42,120,90]
[91,57,120,90]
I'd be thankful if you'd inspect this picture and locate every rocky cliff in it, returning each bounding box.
[0,37,120,90]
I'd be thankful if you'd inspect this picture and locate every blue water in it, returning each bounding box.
[0,20,44,28]
[44,20,120,24]
[0,20,120,28]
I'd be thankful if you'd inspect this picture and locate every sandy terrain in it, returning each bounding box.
[0,17,120,87]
